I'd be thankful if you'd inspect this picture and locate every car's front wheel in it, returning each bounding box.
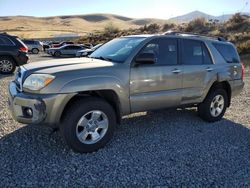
[61,97,116,153]
[0,56,16,74]
[54,51,61,57]
[198,88,228,122]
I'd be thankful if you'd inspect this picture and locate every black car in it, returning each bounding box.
[0,33,29,74]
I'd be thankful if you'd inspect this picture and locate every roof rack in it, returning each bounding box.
[163,30,226,42]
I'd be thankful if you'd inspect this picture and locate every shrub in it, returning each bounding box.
[237,40,250,55]
[162,23,176,32]
[224,13,250,32]
[185,17,211,33]
[104,22,120,35]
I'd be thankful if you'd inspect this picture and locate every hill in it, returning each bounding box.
[169,11,250,23]
[0,14,166,39]
[0,12,249,39]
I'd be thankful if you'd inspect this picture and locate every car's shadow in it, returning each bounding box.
[0,108,249,186]
[0,73,14,80]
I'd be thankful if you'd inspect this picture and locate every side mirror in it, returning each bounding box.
[135,53,156,66]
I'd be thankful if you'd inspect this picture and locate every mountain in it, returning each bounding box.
[168,10,250,23]
[0,13,166,39]
[168,11,215,23]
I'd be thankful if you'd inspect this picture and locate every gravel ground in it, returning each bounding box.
[0,54,249,187]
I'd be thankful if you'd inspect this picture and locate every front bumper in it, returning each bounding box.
[15,52,29,66]
[8,81,76,125]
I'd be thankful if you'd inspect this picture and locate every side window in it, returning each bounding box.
[0,37,5,45]
[181,39,203,65]
[213,43,240,63]
[64,46,71,49]
[202,43,213,64]
[0,36,14,46]
[73,46,82,49]
[181,39,212,65]
[140,38,178,65]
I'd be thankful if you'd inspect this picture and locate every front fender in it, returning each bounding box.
[59,76,130,115]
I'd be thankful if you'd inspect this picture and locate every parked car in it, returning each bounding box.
[83,43,93,49]
[42,41,60,51]
[22,40,43,54]
[0,33,29,74]
[76,43,103,57]
[47,44,86,57]
[8,32,244,153]
[52,41,74,48]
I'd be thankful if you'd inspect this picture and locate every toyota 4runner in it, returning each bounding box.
[8,32,245,153]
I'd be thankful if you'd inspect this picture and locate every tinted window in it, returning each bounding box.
[140,38,178,65]
[202,43,213,64]
[72,46,82,49]
[0,36,14,46]
[181,40,203,65]
[213,43,240,63]
[181,39,212,65]
[23,40,34,45]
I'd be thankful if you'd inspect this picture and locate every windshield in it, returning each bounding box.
[89,37,146,63]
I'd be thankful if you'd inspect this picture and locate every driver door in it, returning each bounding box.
[130,38,183,112]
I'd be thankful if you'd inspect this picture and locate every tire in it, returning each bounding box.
[0,56,16,74]
[198,88,228,122]
[54,51,61,57]
[61,97,116,153]
[31,48,39,54]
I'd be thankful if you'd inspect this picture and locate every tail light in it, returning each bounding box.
[19,46,28,53]
[241,63,245,80]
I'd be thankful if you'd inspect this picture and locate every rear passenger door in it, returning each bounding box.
[130,37,183,112]
[180,39,215,105]
[72,46,83,55]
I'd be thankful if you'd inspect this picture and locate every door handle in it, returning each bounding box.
[172,69,181,74]
[206,67,213,72]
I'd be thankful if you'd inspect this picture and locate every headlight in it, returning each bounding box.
[23,74,55,91]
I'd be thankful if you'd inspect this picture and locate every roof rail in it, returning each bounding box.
[163,30,226,42]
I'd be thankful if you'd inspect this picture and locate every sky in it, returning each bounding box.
[0,0,249,19]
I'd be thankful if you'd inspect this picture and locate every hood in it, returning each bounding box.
[23,57,115,74]
[78,49,92,53]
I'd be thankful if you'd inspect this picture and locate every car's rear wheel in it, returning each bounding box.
[61,97,116,153]
[54,51,61,57]
[32,48,39,54]
[0,56,16,74]
[198,89,228,122]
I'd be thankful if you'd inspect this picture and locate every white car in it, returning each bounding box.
[76,44,103,57]
[47,45,86,57]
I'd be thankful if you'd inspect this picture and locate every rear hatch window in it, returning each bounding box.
[213,43,240,63]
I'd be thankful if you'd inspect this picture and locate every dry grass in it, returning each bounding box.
[0,14,166,39]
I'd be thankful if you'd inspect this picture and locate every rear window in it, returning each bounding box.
[213,43,240,63]
[23,40,35,44]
